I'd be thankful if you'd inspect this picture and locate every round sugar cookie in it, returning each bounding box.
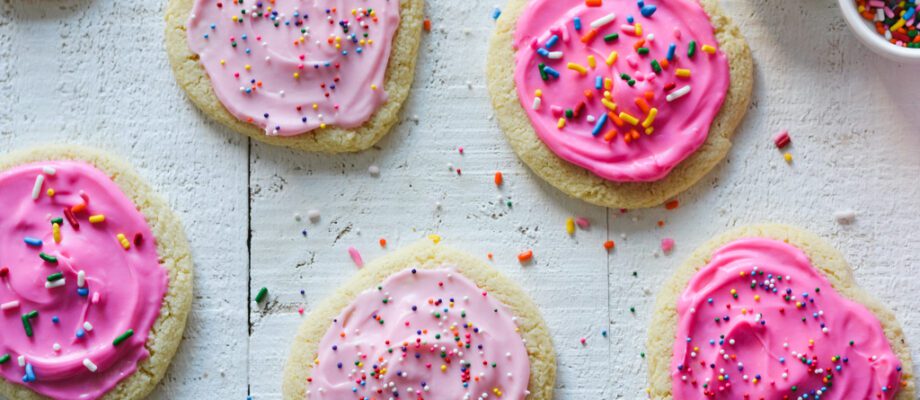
[647,224,915,399]
[0,145,193,400]
[487,0,753,208]
[282,239,556,399]
[165,0,424,153]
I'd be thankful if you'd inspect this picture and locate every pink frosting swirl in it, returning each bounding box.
[672,238,905,399]
[512,0,729,182]
[306,268,531,399]
[0,161,167,399]
[186,0,400,136]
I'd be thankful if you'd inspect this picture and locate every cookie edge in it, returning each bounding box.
[164,0,425,153]
[0,145,195,400]
[280,239,557,399]
[485,0,754,209]
[646,224,916,399]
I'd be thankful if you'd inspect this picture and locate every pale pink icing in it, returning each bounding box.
[512,0,730,182]
[0,161,167,399]
[306,268,531,399]
[186,0,400,136]
[672,238,904,399]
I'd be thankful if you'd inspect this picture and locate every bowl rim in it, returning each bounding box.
[837,0,920,61]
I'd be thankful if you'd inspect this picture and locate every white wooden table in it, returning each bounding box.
[2,0,919,398]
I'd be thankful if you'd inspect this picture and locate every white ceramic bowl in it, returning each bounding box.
[838,0,920,63]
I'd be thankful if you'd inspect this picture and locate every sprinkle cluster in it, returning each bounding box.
[857,0,920,48]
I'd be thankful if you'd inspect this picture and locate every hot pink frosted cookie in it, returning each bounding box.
[185,0,401,136]
[0,160,169,399]
[512,0,729,182]
[306,268,531,399]
[671,238,906,399]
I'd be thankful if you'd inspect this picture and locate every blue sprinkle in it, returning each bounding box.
[641,5,657,17]
[491,7,501,20]
[76,328,85,338]
[24,237,42,247]
[591,113,608,136]
[537,48,549,57]
[601,330,607,337]
[595,76,603,89]
[545,34,560,49]
[543,66,560,78]
[52,316,59,323]
[667,43,676,61]
[627,15,634,23]
[637,0,645,6]
[22,363,35,383]
[203,34,209,39]
[573,16,582,31]
[906,8,916,20]
[77,288,89,296]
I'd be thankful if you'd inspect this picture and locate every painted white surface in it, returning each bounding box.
[2,0,919,399]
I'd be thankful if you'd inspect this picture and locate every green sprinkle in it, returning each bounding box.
[565,109,574,119]
[538,63,548,81]
[39,252,58,263]
[688,41,697,58]
[627,79,636,86]
[113,329,134,346]
[637,47,649,55]
[51,218,64,225]
[629,307,636,313]
[47,272,64,282]
[255,287,268,303]
[640,352,645,358]
[603,33,619,42]
[0,354,9,364]
[22,315,33,337]
[651,60,662,74]
[26,310,38,319]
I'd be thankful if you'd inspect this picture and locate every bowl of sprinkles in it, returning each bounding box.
[841,0,920,62]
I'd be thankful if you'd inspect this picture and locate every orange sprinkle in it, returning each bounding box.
[603,240,615,251]
[494,171,504,186]
[659,59,670,69]
[379,238,387,247]
[608,112,625,127]
[585,0,602,6]
[581,29,599,43]
[487,252,494,260]
[633,39,646,51]
[657,220,665,227]
[603,129,618,142]
[635,97,651,113]
[665,199,680,210]
[644,91,655,101]
[423,19,431,31]
[517,250,533,263]
[71,203,86,213]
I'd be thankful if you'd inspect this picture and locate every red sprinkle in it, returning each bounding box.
[664,200,680,210]
[423,19,431,32]
[494,171,503,186]
[774,130,791,149]
[379,238,387,247]
[604,240,615,251]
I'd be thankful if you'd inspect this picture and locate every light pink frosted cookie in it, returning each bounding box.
[0,146,193,400]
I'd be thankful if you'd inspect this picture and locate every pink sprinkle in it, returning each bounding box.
[1,301,19,311]
[661,238,675,253]
[91,292,101,304]
[298,307,304,315]
[575,217,591,229]
[580,338,587,345]
[774,130,791,149]
[458,147,464,154]
[348,246,364,268]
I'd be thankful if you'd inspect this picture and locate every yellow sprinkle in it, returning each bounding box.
[117,233,131,250]
[220,59,226,65]
[312,103,319,110]
[320,123,327,129]
[891,18,906,32]
[89,215,105,224]
[754,295,761,302]
[676,69,691,78]
[46,188,55,197]
[428,234,441,244]
[604,78,613,90]
[557,118,566,129]
[52,223,61,244]
[567,62,588,75]
[587,55,596,69]
[619,112,639,126]
[440,365,447,372]
[605,51,618,66]
[535,89,542,97]
[313,358,320,365]
[565,218,575,235]
[635,23,642,36]
[645,127,654,135]
[702,44,716,54]
[371,84,378,90]
[641,108,658,128]
[784,153,793,163]
[601,98,618,111]
[293,72,300,79]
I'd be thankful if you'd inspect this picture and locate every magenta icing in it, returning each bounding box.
[186,0,401,136]
[512,0,730,182]
[672,238,904,399]
[306,268,531,399]
[0,161,168,399]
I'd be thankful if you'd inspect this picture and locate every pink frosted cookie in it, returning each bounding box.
[166,0,424,152]
[282,240,555,400]
[0,147,193,400]
[487,0,752,208]
[648,225,915,400]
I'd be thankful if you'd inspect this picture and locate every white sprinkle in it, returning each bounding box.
[368,165,380,177]
[590,12,616,28]
[45,279,66,289]
[0,301,20,311]
[42,166,56,175]
[31,175,45,200]
[17,356,24,367]
[77,270,86,287]
[834,210,856,225]
[53,343,61,352]
[547,51,563,59]
[532,97,542,110]
[83,321,93,332]
[83,358,98,372]
[666,85,691,102]
[307,209,321,222]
